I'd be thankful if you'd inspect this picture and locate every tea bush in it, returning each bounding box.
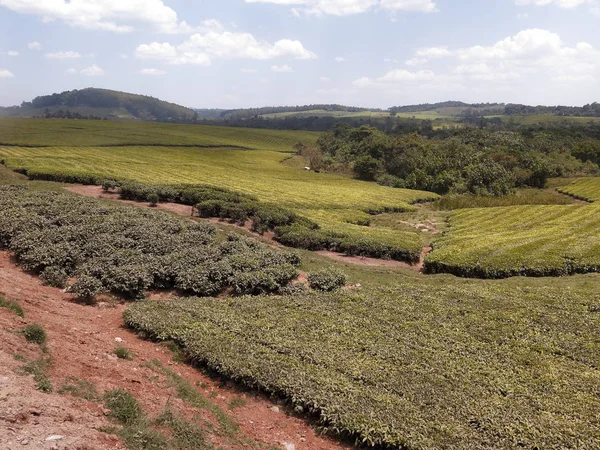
[124,282,600,449]
[308,269,348,292]
[0,186,301,300]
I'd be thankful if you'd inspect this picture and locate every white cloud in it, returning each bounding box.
[120,54,128,59]
[7,50,19,56]
[354,28,600,95]
[241,68,258,73]
[0,69,14,78]
[415,46,451,58]
[271,64,294,72]
[335,56,346,62]
[66,68,77,74]
[28,41,41,50]
[136,28,315,65]
[0,0,192,33]
[140,68,167,75]
[81,64,104,76]
[355,68,435,87]
[45,51,81,59]
[244,0,438,15]
[320,76,330,81]
[515,0,592,8]
[405,57,427,66]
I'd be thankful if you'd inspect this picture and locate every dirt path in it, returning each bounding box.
[0,251,350,450]
[65,185,429,270]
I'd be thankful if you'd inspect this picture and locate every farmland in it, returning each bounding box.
[557,177,600,202]
[0,118,321,149]
[0,119,437,262]
[424,203,600,277]
[124,276,600,449]
[1,116,600,450]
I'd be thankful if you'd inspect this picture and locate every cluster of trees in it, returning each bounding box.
[503,102,600,117]
[38,108,104,120]
[200,115,444,133]
[389,101,502,115]
[305,124,598,196]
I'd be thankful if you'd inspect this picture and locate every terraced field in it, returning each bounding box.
[557,177,600,202]
[425,204,600,277]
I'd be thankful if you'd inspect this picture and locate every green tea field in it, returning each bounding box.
[0,119,437,262]
[1,119,599,450]
[557,177,600,202]
[425,204,600,277]
[0,118,321,150]
[125,276,600,449]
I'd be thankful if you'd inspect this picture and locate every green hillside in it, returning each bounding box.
[0,88,197,122]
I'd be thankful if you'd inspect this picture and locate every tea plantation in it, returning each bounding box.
[0,119,437,263]
[558,177,600,202]
[424,204,600,278]
[0,185,301,299]
[125,278,600,449]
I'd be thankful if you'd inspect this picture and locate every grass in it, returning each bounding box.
[58,377,99,401]
[557,177,600,202]
[23,323,47,345]
[17,355,53,393]
[425,204,600,277]
[228,397,247,410]
[104,388,144,425]
[114,345,135,360]
[123,275,600,449]
[0,296,24,317]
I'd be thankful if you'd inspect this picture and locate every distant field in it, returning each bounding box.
[260,109,391,119]
[0,118,320,150]
[557,177,600,202]
[485,114,600,126]
[425,204,600,277]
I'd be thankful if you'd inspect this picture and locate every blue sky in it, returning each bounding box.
[0,0,599,108]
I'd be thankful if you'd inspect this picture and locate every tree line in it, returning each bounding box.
[297,124,599,196]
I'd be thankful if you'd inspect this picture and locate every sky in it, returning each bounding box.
[0,0,599,109]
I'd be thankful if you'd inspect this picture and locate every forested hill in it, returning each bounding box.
[0,88,198,122]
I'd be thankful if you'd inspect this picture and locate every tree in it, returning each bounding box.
[354,155,383,181]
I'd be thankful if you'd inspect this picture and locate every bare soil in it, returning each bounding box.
[0,251,350,450]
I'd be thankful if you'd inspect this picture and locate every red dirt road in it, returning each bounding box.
[0,251,350,450]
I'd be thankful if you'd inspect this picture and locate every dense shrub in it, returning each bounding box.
[0,188,301,301]
[147,193,159,207]
[67,275,106,301]
[40,266,68,288]
[308,268,348,292]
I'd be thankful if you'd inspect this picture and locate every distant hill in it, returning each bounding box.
[216,104,384,121]
[0,88,197,122]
